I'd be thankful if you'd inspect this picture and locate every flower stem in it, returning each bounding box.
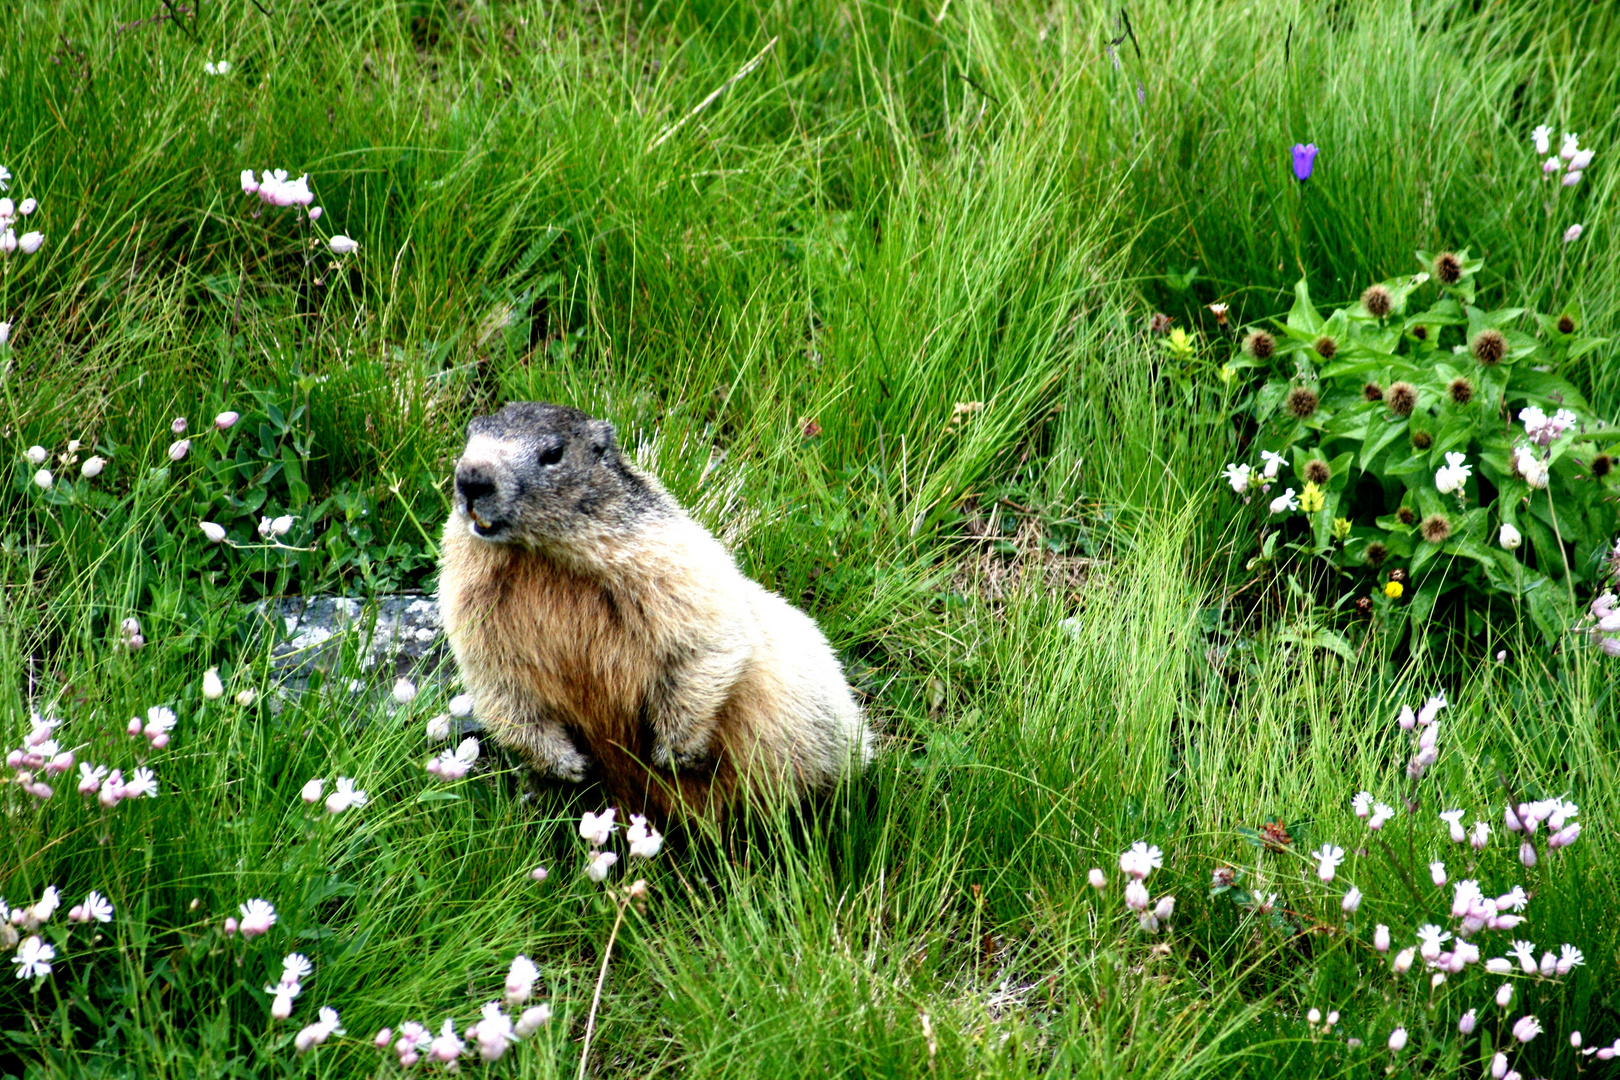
[1372,835,1425,907]
[577,891,631,1080]
[1545,488,1578,611]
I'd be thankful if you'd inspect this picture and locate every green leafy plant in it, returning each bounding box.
[1219,251,1616,648]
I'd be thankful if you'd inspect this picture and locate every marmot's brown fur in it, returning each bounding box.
[438,402,873,822]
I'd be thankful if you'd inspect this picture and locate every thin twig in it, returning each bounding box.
[646,37,778,152]
[1371,834,1425,906]
[1545,488,1579,612]
[159,0,201,43]
[577,892,630,1080]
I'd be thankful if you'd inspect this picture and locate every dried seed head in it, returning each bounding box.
[1244,330,1276,360]
[1593,454,1612,479]
[1397,507,1417,526]
[1472,328,1507,365]
[1361,284,1393,318]
[1304,459,1331,485]
[1354,596,1373,617]
[1287,386,1320,418]
[1434,252,1462,285]
[1365,542,1389,567]
[1421,513,1452,544]
[1314,336,1338,360]
[1412,325,1429,341]
[1411,430,1433,450]
[1388,381,1418,417]
[1388,567,1411,586]
[1557,314,1575,335]
[1448,377,1474,405]
[1363,382,1384,402]
[1150,312,1173,334]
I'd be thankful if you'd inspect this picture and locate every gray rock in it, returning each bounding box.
[247,593,456,705]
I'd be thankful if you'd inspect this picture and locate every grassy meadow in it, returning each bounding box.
[3,0,1619,1076]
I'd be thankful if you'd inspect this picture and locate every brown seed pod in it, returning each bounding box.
[1314,336,1338,360]
[1361,284,1394,318]
[1448,378,1474,405]
[1558,314,1575,335]
[1287,386,1320,418]
[1389,567,1411,586]
[1388,381,1418,417]
[1396,507,1416,526]
[1244,330,1276,360]
[1411,430,1433,450]
[1421,513,1452,544]
[1434,252,1462,285]
[1412,325,1429,341]
[1472,328,1507,365]
[1593,454,1612,479]
[1363,382,1384,402]
[1354,596,1373,617]
[1304,459,1331,485]
[1365,542,1389,567]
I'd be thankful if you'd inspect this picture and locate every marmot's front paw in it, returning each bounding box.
[651,735,711,772]
[547,743,591,783]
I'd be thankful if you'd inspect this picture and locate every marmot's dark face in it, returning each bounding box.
[454,402,655,546]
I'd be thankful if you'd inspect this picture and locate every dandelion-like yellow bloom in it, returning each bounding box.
[1384,581,1404,599]
[1162,327,1197,361]
[1300,482,1325,513]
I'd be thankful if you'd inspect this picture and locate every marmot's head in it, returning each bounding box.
[453,402,660,547]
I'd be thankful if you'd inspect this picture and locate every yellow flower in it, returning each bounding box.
[1384,580,1404,599]
[1299,482,1325,513]
[1331,517,1352,540]
[1161,326,1197,361]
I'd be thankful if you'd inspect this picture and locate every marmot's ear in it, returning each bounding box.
[587,419,616,460]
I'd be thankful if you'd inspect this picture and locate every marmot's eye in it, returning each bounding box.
[537,444,565,467]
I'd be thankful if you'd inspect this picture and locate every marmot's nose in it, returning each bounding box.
[456,467,496,506]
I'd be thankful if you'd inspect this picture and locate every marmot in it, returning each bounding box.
[438,402,873,822]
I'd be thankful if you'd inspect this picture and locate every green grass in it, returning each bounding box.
[3,0,1618,1076]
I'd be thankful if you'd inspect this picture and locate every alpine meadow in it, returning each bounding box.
[3,0,1620,1078]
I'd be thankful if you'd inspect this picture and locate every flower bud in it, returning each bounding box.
[25,444,47,465]
[32,468,52,489]
[1088,868,1106,890]
[82,456,106,478]
[329,234,359,256]
[203,667,225,700]
[171,417,188,435]
[17,232,42,255]
[200,521,227,543]
[167,439,191,462]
